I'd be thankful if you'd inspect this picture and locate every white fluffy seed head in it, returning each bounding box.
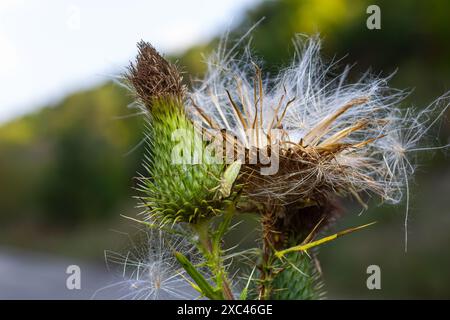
[94,228,201,300]
[188,34,449,207]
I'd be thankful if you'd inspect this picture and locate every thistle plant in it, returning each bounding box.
[113,34,449,300]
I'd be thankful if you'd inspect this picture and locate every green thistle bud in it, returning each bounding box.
[124,42,241,225]
[270,252,324,300]
[138,98,232,225]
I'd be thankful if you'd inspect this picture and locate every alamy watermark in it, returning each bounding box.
[366,5,381,30]
[66,264,81,290]
[171,128,281,175]
[66,5,81,31]
[366,264,381,290]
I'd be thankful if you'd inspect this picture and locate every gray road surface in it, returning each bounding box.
[0,247,114,299]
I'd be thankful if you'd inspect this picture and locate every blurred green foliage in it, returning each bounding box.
[0,84,142,227]
[0,0,449,297]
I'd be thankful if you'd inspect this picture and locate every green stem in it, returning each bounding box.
[258,205,277,300]
[174,251,223,300]
[193,214,235,300]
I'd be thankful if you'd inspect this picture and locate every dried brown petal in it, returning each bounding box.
[126,41,185,108]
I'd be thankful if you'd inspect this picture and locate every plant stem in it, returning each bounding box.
[193,218,235,300]
[259,236,272,300]
[258,204,278,300]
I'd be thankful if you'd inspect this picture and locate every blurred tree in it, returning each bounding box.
[0,84,143,228]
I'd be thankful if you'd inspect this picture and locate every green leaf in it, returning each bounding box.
[239,266,256,300]
[275,221,377,259]
[174,251,223,300]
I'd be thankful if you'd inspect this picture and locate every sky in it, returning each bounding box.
[0,0,260,124]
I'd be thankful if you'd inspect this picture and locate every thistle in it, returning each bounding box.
[124,42,240,299]
[124,42,235,225]
[188,35,448,298]
[113,34,449,300]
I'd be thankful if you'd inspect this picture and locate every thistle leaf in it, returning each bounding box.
[174,251,223,300]
[275,221,377,259]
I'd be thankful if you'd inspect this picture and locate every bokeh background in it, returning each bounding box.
[0,0,449,299]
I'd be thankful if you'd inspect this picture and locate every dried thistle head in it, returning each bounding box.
[125,41,186,109]
[188,34,449,238]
